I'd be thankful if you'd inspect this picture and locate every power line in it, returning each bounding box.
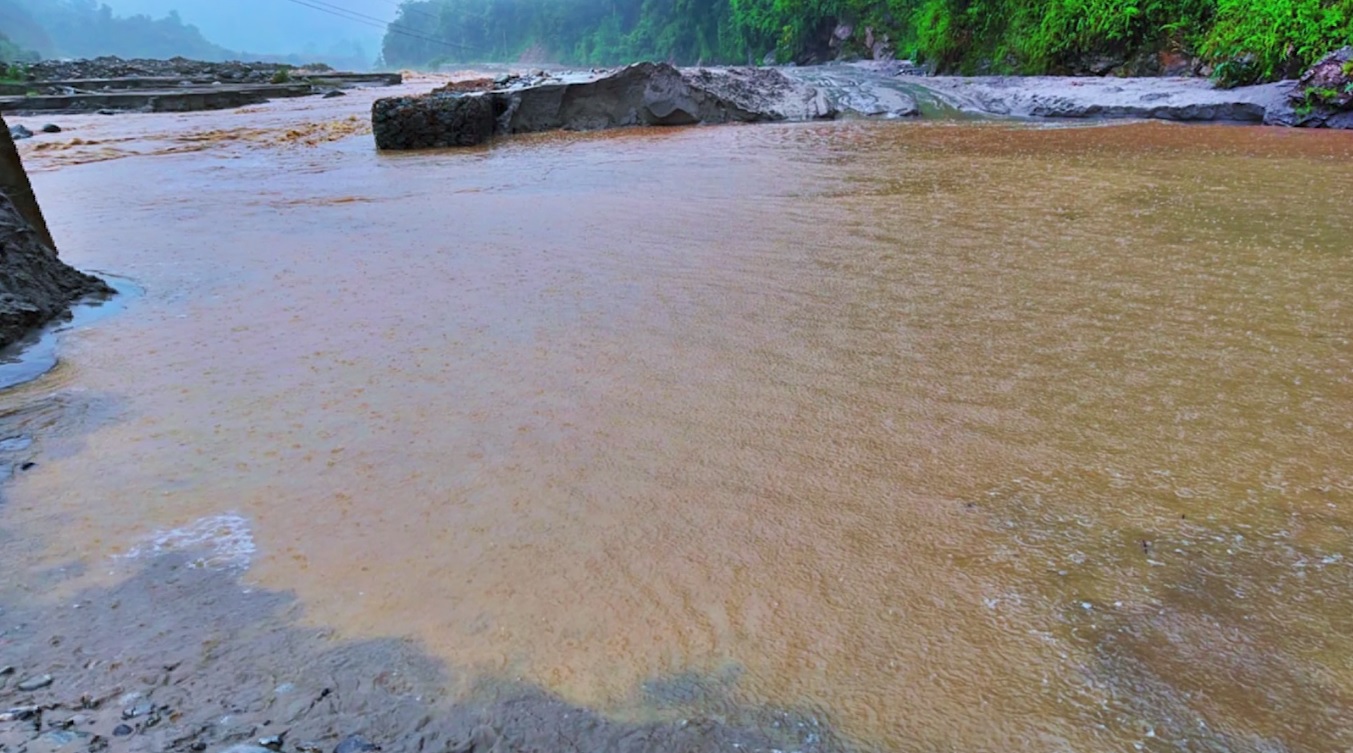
[367,0,444,23]
[302,0,435,30]
[277,0,475,51]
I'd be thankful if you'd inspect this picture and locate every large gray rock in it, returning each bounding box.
[910,75,1293,122]
[373,62,838,150]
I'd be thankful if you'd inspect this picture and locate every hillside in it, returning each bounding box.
[381,0,1353,84]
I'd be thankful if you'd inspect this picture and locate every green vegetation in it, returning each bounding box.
[382,0,1353,81]
[0,61,27,82]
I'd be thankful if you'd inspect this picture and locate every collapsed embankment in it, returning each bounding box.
[0,113,110,350]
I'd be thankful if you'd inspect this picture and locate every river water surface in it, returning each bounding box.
[4,86,1352,752]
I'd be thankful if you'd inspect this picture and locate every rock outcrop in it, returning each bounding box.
[0,116,111,350]
[1268,47,1353,128]
[909,74,1294,122]
[373,62,842,150]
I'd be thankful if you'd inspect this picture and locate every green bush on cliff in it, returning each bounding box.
[1200,0,1353,83]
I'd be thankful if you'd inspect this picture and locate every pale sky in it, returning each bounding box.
[99,0,399,58]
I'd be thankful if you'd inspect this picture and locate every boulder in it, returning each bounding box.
[373,62,837,150]
[372,93,498,149]
[1270,47,1353,127]
[9,125,32,140]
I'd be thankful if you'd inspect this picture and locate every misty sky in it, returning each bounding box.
[99,0,399,57]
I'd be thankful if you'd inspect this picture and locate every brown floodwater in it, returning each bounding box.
[4,91,1352,752]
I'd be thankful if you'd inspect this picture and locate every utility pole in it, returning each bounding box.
[0,113,57,251]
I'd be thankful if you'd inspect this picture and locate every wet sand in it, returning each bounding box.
[2,84,1352,753]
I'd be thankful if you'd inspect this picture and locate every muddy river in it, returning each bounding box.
[4,84,1352,752]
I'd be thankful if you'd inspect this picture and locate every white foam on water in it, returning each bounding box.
[121,513,256,571]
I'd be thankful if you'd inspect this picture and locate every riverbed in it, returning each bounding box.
[3,81,1352,752]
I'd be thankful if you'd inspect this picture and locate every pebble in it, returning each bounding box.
[112,724,133,737]
[41,124,61,133]
[17,674,54,691]
[0,706,39,722]
[122,702,152,719]
[219,745,274,753]
[257,735,284,749]
[334,735,378,753]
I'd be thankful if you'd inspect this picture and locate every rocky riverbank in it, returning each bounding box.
[1,57,402,117]
[373,48,1353,149]
[17,57,329,85]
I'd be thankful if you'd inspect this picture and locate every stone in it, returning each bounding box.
[28,730,90,753]
[16,674,53,691]
[9,125,33,140]
[333,735,378,753]
[40,124,61,133]
[218,745,273,753]
[322,89,346,98]
[112,725,133,737]
[372,92,498,149]
[1283,46,1353,127]
[0,706,39,722]
[122,702,152,719]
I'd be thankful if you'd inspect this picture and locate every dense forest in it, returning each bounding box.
[381,0,1352,83]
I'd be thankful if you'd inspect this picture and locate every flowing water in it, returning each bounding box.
[4,87,1352,752]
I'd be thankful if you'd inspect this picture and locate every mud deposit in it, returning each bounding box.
[3,86,1353,753]
[0,549,837,753]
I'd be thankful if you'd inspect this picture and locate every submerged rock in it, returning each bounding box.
[372,62,836,150]
[9,125,33,141]
[333,735,378,753]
